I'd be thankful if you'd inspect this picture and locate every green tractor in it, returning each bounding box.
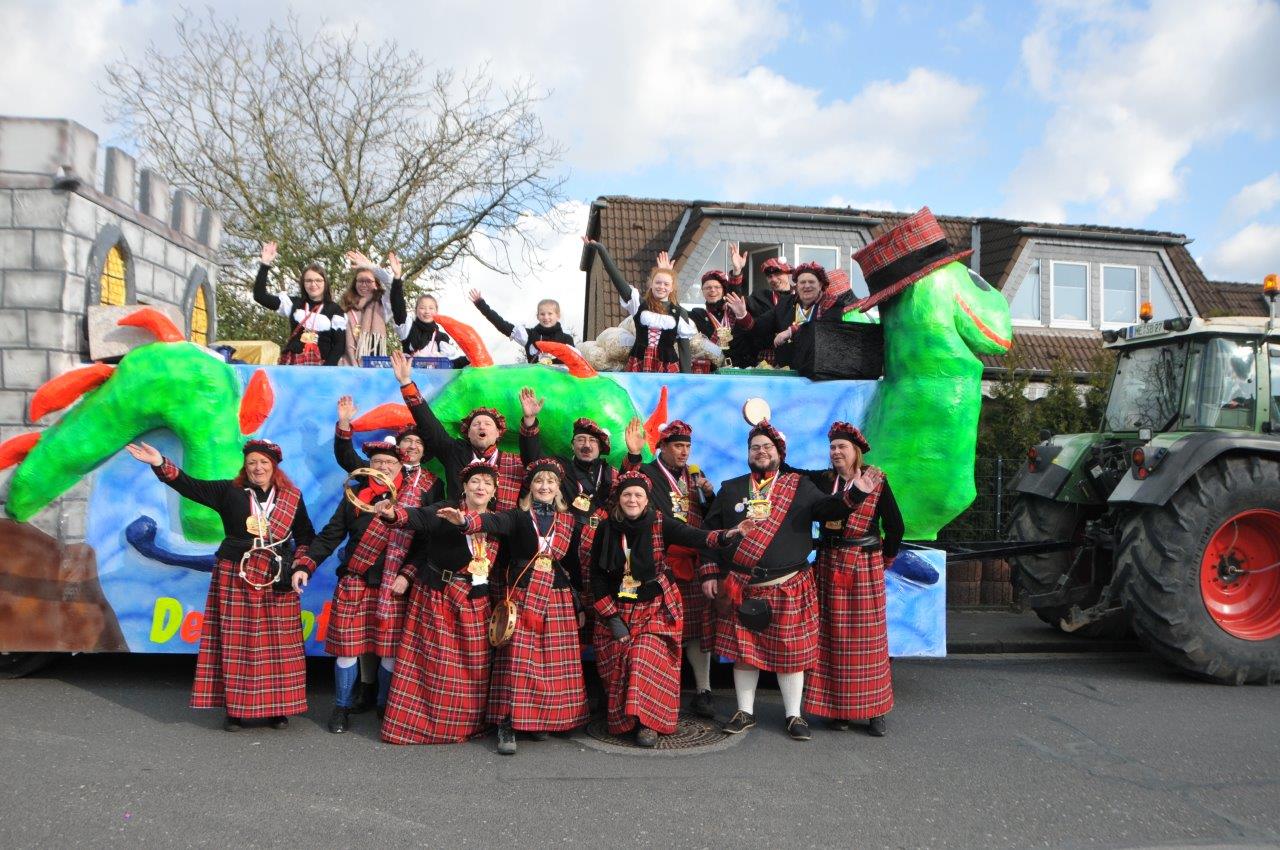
[1008,308,1280,684]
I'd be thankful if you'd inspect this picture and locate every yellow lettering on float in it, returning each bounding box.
[300,610,315,640]
[149,597,183,644]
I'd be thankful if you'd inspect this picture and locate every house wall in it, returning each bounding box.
[0,117,221,543]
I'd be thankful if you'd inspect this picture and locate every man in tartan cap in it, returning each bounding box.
[702,419,865,741]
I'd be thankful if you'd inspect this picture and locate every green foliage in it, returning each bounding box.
[978,349,1036,460]
[1038,357,1087,435]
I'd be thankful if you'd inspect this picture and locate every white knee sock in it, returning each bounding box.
[686,641,712,692]
[733,664,760,715]
[379,657,395,673]
[778,671,805,718]
[336,656,359,668]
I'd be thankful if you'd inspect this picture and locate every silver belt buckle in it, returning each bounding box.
[440,569,454,583]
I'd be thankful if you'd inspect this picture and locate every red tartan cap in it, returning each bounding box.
[828,421,870,453]
[791,262,831,288]
[459,460,499,483]
[658,420,693,444]
[395,424,422,442]
[614,469,652,498]
[523,457,565,487]
[362,439,400,461]
[748,420,787,460]
[760,257,791,275]
[852,207,972,312]
[700,269,730,286]
[572,418,611,455]
[460,407,507,436]
[242,439,282,464]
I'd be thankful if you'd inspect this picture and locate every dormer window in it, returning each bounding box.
[1010,260,1041,323]
[1101,264,1139,327]
[1050,261,1089,327]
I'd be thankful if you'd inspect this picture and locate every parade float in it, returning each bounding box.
[0,219,1015,669]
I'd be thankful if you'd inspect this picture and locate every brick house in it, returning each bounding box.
[580,196,1269,394]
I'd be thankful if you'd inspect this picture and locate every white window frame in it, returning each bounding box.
[794,244,841,272]
[1100,263,1141,329]
[1010,258,1045,328]
[1049,261,1091,329]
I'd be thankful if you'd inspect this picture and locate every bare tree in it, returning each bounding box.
[103,11,567,339]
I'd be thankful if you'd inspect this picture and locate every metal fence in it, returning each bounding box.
[934,456,1018,543]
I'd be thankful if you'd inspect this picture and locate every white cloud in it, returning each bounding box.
[1004,0,1280,223]
[1204,222,1280,282]
[430,200,591,364]
[1228,172,1280,221]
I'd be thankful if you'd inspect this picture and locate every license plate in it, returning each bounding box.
[1127,322,1166,339]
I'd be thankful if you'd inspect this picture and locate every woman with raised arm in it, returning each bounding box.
[340,249,408,365]
[578,471,741,747]
[582,236,695,373]
[251,242,346,365]
[124,439,314,731]
[434,457,586,755]
[377,461,502,744]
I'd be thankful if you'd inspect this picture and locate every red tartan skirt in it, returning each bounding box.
[279,343,323,366]
[804,547,894,720]
[625,346,680,373]
[593,576,684,735]
[382,581,492,745]
[191,560,308,718]
[714,569,819,673]
[374,589,407,657]
[325,574,379,657]
[487,568,587,731]
[673,576,716,648]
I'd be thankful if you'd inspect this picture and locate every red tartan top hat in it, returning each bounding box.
[827,421,871,453]
[572,418,611,455]
[852,207,972,311]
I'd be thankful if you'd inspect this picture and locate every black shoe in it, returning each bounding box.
[825,719,850,731]
[268,716,289,730]
[222,715,244,733]
[327,706,351,734]
[690,689,715,719]
[636,727,659,748]
[722,710,756,734]
[376,703,386,721]
[868,715,887,737]
[351,682,377,713]
[786,716,812,741]
[497,723,517,755]
[527,731,549,741]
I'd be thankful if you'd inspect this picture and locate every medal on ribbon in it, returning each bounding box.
[534,555,554,572]
[572,493,592,512]
[300,331,319,344]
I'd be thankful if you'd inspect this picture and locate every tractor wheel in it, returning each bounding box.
[1117,455,1280,684]
[1007,495,1125,637]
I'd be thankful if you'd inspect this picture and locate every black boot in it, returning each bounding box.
[351,681,378,714]
[690,689,715,719]
[497,722,517,755]
[868,715,887,737]
[327,706,351,734]
[222,715,244,732]
[268,716,289,730]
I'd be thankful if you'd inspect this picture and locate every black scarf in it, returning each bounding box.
[593,508,657,585]
[703,299,727,321]
[531,499,556,535]
[404,319,451,353]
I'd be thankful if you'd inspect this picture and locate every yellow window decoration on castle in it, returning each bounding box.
[191,287,209,345]
[100,245,127,306]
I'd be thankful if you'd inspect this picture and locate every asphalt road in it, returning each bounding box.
[1,652,1277,849]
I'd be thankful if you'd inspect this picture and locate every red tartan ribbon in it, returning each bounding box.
[731,472,800,570]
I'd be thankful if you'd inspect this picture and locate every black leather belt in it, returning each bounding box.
[825,534,882,551]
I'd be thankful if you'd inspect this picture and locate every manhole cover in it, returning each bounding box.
[585,712,729,751]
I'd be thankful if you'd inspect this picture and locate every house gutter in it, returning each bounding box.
[696,206,884,228]
[667,206,694,257]
[1017,225,1192,247]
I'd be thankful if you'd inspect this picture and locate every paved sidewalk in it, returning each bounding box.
[946,606,1140,654]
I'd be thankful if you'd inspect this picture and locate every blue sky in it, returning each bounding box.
[2,0,1278,348]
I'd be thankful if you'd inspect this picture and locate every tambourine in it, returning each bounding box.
[238,542,285,590]
[343,467,399,513]
[488,598,519,647]
[742,397,771,426]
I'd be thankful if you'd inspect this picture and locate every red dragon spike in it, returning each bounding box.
[434,314,494,367]
[239,369,274,435]
[0,432,40,470]
[352,403,416,432]
[534,341,597,378]
[29,364,116,421]
[117,307,185,342]
[643,385,670,452]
